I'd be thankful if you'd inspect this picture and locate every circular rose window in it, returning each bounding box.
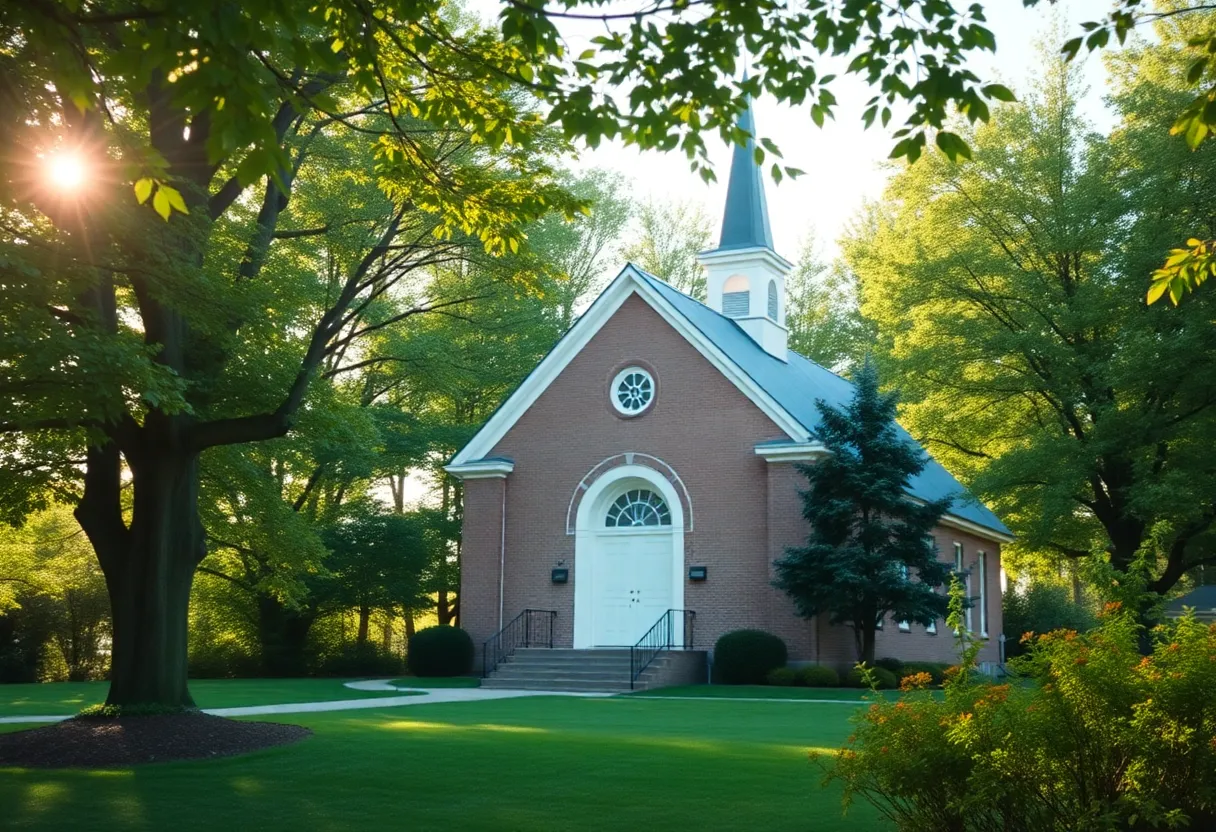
[611,367,655,416]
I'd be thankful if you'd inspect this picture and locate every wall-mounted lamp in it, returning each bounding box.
[688,566,708,582]
[551,567,569,584]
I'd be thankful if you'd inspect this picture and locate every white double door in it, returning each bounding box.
[592,531,674,646]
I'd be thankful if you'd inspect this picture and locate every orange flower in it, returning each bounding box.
[900,671,933,691]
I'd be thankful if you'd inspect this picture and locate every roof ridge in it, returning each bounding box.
[632,265,851,381]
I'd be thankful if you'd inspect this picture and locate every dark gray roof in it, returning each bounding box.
[1165,585,1216,616]
[715,94,774,252]
[634,267,1012,537]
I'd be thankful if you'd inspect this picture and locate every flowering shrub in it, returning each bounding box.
[825,581,1216,831]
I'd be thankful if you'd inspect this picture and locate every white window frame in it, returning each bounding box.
[898,563,910,631]
[926,535,938,634]
[610,367,655,416]
[978,550,988,638]
[953,542,972,633]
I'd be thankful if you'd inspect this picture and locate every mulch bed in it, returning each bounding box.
[0,713,311,768]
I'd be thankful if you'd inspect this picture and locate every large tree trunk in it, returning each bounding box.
[92,443,206,708]
[855,623,877,666]
[357,605,371,647]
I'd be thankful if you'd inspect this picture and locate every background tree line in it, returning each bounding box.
[3,0,1214,692]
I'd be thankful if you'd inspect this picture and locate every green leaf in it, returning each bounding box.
[331,38,344,53]
[935,131,972,162]
[1187,58,1209,85]
[161,185,188,215]
[134,178,154,205]
[983,84,1016,103]
[1147,279,1170,305]
[152,188,171,221]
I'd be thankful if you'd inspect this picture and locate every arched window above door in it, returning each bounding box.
[605,489,672,528]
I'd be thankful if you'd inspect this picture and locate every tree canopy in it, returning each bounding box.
[850,35,1216,607]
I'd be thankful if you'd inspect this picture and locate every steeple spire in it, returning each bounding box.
[717,89,774,251]
[697,82,792,361]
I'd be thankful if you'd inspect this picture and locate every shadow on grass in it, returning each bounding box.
[1,697,882,831]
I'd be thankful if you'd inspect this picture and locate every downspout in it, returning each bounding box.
[498,478,506,631]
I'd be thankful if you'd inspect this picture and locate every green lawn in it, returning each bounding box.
[0,696,879,831]
[388,676,482,688]
[633,685,874,701]
[0,678,409,717]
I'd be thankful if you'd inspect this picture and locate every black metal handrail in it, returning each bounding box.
[630,609,695,689]
[482,609,557,678]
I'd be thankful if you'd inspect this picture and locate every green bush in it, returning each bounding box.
[898,661,950,686]
[713,629,788,685]
[407,625,474,677]
[318,642,404,677]
[797,665,840,687]
[766,666,797,686]
[829,602,1216,831]
[1003,582,1096,659]
[874,657,904,674]
[845,666,897,689]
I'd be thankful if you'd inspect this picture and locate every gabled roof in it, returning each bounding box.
[634,270,1012,538]
[449,264,1012,541]
[716,93,775,252]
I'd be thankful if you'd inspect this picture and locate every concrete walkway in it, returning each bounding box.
[0,682,608,725]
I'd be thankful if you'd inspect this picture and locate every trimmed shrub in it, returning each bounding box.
[845,666,897,689]
[407,625,474,677]
[797,665,840,687]
[874,657,904,674]
[713,629,788,685]
[766,667,797,686]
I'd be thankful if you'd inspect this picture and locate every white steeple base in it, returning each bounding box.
[736,315,789,359]
[697,245,792,362]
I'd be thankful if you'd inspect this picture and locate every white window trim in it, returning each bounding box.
[611,367,655,416]
[978,550,988,639]
[953,542,973,634]
[898,563,910,631]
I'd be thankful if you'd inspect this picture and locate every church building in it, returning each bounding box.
[446,99,1011,688]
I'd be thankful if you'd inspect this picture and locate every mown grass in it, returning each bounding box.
[0,695,879,831]
[631,684,874,701]
[387,676,481,689]
[0,678,406,717]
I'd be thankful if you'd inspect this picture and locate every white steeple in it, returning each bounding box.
[697,92,792,361]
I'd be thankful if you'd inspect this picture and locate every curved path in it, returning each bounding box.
[0,682,608,725]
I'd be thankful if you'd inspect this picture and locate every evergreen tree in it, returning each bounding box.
[773,360,953,664]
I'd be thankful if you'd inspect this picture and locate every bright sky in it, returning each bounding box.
[469,0,1119,260]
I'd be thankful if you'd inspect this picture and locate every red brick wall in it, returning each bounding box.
[460,477,505,668]
[816,527,1004,669]
[457,291,1005,666]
